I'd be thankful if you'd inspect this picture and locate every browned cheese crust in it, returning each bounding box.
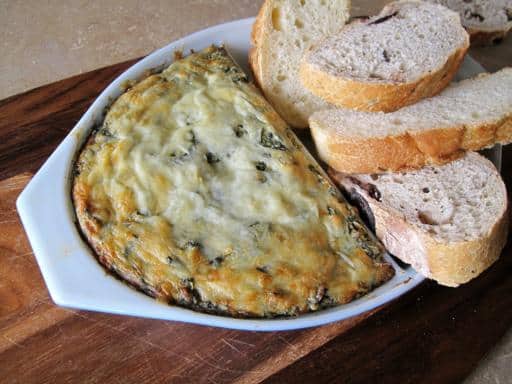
[72,46,394,318]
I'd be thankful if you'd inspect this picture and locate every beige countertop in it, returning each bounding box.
[1,1,511,382]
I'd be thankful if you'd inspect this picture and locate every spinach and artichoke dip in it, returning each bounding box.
[72,46,394,317]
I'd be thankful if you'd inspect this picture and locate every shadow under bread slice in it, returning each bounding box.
[72,45,394,318]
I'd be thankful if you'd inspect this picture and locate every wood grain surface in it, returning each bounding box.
[0,32,511,384]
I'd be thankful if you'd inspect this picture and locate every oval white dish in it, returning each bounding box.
[17,17,495,331]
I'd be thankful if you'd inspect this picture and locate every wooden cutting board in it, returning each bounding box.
[1,42,511,383]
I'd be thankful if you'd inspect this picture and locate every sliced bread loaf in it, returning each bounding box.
[300,0,469,112]
[329,152,509,287]
[426,0,512,45]
[250,0,350,128]
[310,68,512,174]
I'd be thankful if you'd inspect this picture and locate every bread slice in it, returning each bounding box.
[249,0,351,128]
[300,0,469,112]
[329,152,509,287]
[310,68,512,174]
[426,0,512,45]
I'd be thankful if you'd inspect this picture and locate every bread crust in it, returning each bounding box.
[422,210,509,287]
[300,43,469,112]
[311,109,512,174]
[329,160,509,287]
[250,0,308,128]
[248,0,267,92]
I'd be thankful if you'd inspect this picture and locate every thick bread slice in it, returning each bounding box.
[250,0,350,128]
[310,68,512,174]
[300,0,469,112]
[426,0,512,45]
[329,152,509,287]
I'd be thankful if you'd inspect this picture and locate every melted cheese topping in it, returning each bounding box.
[73,46,393,317]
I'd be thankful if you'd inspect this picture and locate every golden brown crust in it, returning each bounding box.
[462,115,512,149]
[72,46,395,318]
[72,136,161,300]
[250,0,267,48]
[249,0,290,124]
[423,209,509,286]
[312,123,466,174]
[249,0,310,128]
[311,113,512,174]
[300,45,468,112]
[248,0,266,90]
[248,46,261,90]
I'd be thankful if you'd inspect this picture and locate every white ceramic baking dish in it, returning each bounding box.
[17,17,497,331]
